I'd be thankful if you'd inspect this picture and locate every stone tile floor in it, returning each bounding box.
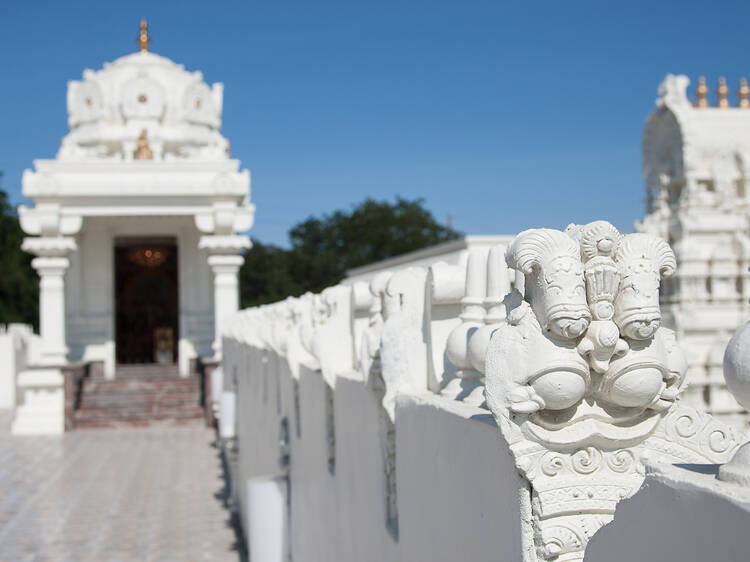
[0,420,245,561]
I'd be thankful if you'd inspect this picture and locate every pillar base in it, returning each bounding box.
[11,368,65,435]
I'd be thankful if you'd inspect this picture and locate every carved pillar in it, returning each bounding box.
[199,235,250,360]
[22,237,76,365]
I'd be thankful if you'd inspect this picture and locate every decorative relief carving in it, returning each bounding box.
[120,76,166,120]
[183,81,220,127]
[484,221,740,561]
[68,80,105,126]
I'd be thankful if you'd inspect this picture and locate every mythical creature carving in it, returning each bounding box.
[485,221,738,561]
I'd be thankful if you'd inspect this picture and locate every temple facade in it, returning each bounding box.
[638,75,750,423]
[18,22,254,379]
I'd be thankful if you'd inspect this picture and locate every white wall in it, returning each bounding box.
[225,343,529,562]
[0,324,34,409]
[585,462,750,562]
[222,225,748,561]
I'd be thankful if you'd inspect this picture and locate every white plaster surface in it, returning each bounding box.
[585,462,750,562]
[11,368,64,435]
[225,342,530,562]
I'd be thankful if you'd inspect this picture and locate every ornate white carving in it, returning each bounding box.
[312,285,354,388]
[183,82,221,128]
[286,294,320,379]
[484,221,740,561]
[425,262,463,392]
[639,73,750,424]
[443,250,487,406]
[120,76,166,121]
[67,80,105,126]
[718,321,750,485]
[468,244,510,376]
[359,272,392,387]
[60,50,229,161]
[379,268,427,420]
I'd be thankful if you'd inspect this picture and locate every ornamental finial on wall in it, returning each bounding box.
[717,77,730,108]
[695,76,709,107]
[138,19,151,53]
[739,78,749,108]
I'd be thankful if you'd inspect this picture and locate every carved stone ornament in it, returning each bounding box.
[485,221,742,561]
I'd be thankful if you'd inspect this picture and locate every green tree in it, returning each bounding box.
[240,197,460,307]
[0,178,38,328]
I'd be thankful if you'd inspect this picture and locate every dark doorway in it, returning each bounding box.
[115,238,179,364]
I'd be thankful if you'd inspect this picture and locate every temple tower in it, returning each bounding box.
[638,74,750,423]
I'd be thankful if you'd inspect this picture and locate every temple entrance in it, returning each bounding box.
[115,238,179,365]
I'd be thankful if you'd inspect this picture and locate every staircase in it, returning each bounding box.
[73,364,205,428]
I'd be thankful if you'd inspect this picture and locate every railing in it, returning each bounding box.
[221,220,747,562]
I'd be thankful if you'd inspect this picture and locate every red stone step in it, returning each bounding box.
[80,395,200,408]
[74,406,204,420]
[82,379,200,393]
[71,364,205,429]
[73,417,204,429]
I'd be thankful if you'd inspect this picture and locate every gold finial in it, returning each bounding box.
[138,19,150,53]
[717,77,730,108]
[134,129,154,160]
[739,78,749,109]
[695,76,709,108]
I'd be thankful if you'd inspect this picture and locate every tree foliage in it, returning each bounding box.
[240,197,460,307]
[0,182,38,328]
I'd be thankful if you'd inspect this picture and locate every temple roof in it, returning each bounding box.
[59,21,228,162]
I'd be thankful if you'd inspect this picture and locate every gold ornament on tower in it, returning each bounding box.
[695,76,709,108]
[739,78,749,109]
[717,77,729,108]
[138,19,151,53]
[134,129,154,160]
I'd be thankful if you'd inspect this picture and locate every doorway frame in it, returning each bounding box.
[113,235,180,367]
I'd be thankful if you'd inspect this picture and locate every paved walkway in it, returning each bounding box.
[0,422,244,561]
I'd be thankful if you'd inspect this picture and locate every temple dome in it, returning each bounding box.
[59,27,228,162]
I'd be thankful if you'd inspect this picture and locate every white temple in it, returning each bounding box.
[17,21,253,379]
[638,75,750,423]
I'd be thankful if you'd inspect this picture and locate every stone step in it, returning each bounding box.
[73,416,204,429]
[79,396,201,409]
[80,387,201,399]
[82,378,200,393]
[88,364,183,380]
[72,364,205,428]
[74,406,204,421]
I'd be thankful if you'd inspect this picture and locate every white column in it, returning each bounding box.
[13,236,75,435]
[208,254,244,359]
[33,257,70,365]
[199,233,250,360]
[22,236,76,366]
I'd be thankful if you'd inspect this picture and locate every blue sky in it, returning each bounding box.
[1,1,748,246]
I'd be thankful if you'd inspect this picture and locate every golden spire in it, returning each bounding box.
[739,78,749,109]
[137,19,151,53]
[134,129,154,160]
[695,76,709,108]
[717,77,730,108]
